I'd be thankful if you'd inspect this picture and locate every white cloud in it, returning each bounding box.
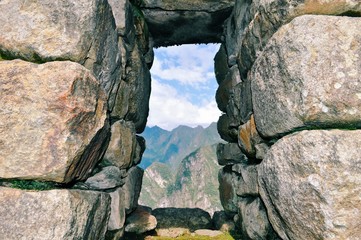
[151,44,220,86]
[147,44,222,130]
[147,80,221,131]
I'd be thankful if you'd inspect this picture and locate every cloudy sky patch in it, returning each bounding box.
[147,44,222,130]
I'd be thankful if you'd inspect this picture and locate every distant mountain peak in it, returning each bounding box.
[139,122,220,170]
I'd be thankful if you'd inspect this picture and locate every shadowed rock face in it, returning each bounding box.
[142,0,235,47]
[152,207,212,232]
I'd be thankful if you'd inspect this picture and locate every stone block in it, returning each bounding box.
[0,0,120,108]
[103,120,136,169]
[0,60,109,183]
[259,130,361,239]
[251,15,361,138]
[217,143,248,166]
[0,187,110,240]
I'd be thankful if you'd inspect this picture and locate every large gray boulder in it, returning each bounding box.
[0,0,120,108]
[0,60,109,183]
[0,187,110,240]
[225,0,361,75]
[152,207,212,232]
[103,120,137,170]
[251,15,361,138]
[259,130,361,240]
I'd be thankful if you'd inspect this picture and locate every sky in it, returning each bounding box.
[147,44,222,131]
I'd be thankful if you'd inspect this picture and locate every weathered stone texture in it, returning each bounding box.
[216,65,241,113]
[214,44,229,85]
[122,166,144,214]
[143,0,235,11]
[108,0,134,36]
[85,166,126,190]
[238,198,277,240]
[251,15,361,138]
[0,0,120,108]
[0,60,108,183]
[218,166,239,215]
[0,187,111,240]
[259,130,361,240]
[112,43,151,132]
[103,120,137,169]
[217,143,248,166]
[226,0,361,75]
[238,115,263,158]
[125,206,157,234]
[133,135,146,165]
[142,0,234,47]
[108,187,126,232]
[226,80,253,127]
[232,164,258,197]
[217,114,238,143]
[152,207,212,231]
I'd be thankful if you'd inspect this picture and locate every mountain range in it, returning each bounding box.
[140,122,221,170]
[139,123,223,214]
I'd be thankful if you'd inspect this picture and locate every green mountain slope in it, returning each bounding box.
[140,122,221,170]
[139,144,222,215]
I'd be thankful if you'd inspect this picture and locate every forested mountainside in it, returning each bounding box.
[140,122,221,170]
[139,144,222,215]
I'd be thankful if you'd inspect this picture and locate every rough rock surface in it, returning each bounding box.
[226,0,361,75]
[217,143,248,166]
[238,115,263,158]
[103,120,137,169]
[152,208,212,232]
[0,187,110,240]
[214,44,229,85]
[0,60,109,183]
[125,206,157,234]
[227,80,253,127]
[217,114,238,143]
[251,15,361,138]
[142,0,234,46]
[218,166,239,215]
[216,65,241,113]
[0,0,120,107]
[238,198,276,240]
[108,0,133,36]
[108,188,126,232]
[259,130,361,240]
[113,44,151,133]
[122,166,144,214]
[232,164,259,197]
[85,166,125,190]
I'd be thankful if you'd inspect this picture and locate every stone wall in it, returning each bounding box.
[2,0,361,239]
[216,0,361,239]
[0,0,151,239]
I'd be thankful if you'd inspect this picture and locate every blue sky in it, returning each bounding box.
[147,44,222,130]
